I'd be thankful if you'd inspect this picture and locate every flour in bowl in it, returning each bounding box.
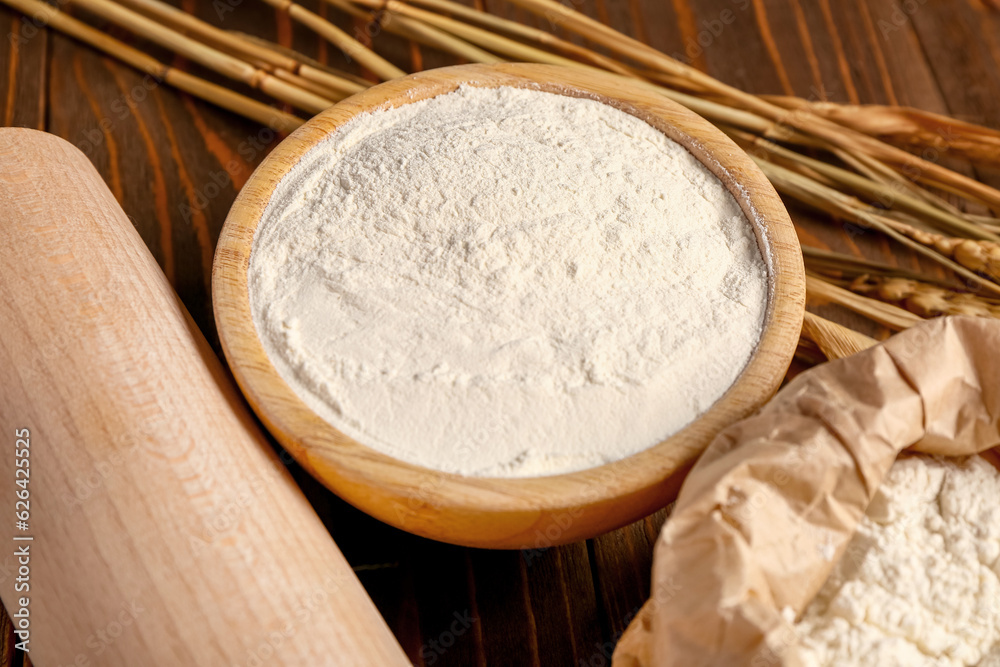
[248,85,768,477]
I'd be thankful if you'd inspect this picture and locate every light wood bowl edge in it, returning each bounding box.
[212,63,805,549]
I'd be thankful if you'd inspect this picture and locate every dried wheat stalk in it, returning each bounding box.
[850,276,1000,319]
[887,221,1000,282]
[806,274,923,331]
[2,0,303,131]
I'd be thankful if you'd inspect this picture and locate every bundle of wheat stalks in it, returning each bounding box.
[9,0,1000,359]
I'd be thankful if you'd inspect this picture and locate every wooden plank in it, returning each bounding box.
[674,0,789,95]
[0,604,13,667]
[588,509,669,643]
[0,9,47,129]
[906,1,1000,193]
[465,550,540,665]
[853,1,949,110]
[520,542,601,666]
[632,0,684,63]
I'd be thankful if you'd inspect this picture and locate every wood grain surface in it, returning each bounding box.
[1,0,998,665]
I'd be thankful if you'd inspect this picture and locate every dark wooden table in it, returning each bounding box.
[2,1,999,665]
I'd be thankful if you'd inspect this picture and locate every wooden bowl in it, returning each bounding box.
[213,63,805,549]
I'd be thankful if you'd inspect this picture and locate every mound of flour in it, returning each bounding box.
[248,85,768,477]
[791,455,1000,666]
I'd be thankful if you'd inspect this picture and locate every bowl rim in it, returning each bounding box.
[212,63,805,549]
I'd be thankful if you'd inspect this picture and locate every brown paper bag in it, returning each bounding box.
[613,316,1000,666]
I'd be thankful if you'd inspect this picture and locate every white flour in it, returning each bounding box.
[791,455,1000,666]
[248,85,768,477]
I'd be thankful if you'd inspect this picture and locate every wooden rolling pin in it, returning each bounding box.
[0,128,409,666]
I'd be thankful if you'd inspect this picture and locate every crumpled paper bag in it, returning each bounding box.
[613,316,1000,666]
